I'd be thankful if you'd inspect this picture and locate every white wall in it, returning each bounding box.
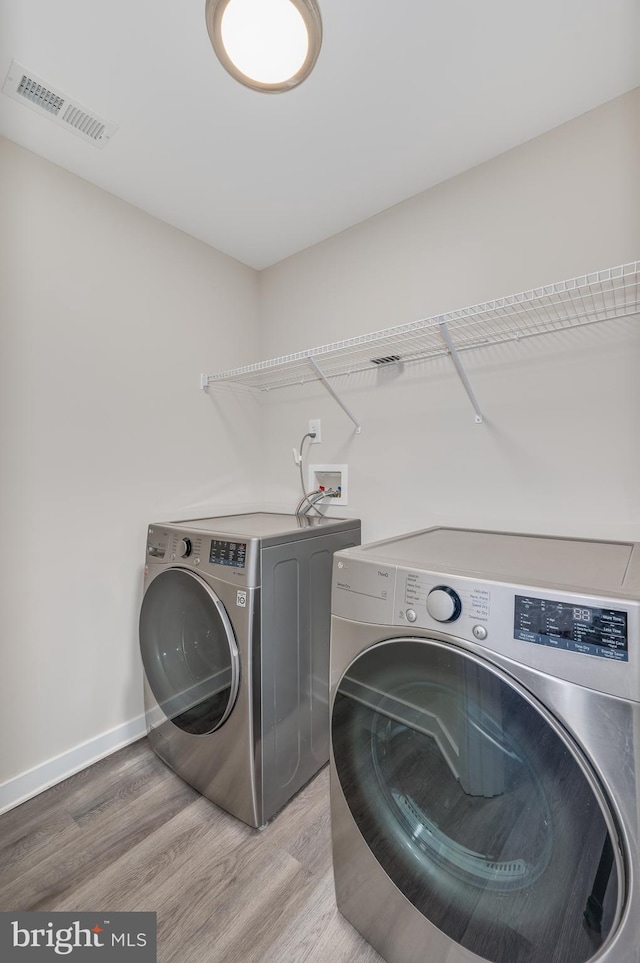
[258,89,640,545]
[0,137,262,809]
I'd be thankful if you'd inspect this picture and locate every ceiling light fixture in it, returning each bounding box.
[205,0,322,93]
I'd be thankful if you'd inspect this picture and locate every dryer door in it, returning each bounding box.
[332,637,624,963]
[139,568,239,735]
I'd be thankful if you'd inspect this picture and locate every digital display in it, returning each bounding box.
[514,596,628,661]
[209,539,247,568]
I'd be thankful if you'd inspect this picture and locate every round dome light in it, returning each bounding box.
[205,0,322,93]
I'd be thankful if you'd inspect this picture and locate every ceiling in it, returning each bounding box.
[1,0,639,270]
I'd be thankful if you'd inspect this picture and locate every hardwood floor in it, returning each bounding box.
[0,740,382,962]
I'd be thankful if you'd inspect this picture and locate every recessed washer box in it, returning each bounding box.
[309,464,348,505]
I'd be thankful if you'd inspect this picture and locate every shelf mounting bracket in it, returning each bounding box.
[438,320,484,423]
[308,357,362,433]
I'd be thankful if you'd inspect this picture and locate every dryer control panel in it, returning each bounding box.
[514,594,628,662]
[395,570,629,662]
[332,528,640,701]
[389,566,639,699]
[398,569,491,633]
[394,568,630,663]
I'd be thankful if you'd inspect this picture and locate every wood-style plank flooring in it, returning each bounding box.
[0,740,383,962]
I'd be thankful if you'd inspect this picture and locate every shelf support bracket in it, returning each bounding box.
[438,320,484,423]
[308,357,362,433]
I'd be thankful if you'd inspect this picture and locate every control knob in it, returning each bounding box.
[426,585,462,622]
[178,538,192,558]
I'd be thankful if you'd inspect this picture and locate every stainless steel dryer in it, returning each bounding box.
[140,512,360,828]
[329,527,640,963]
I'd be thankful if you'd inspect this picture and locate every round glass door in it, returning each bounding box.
[139,568,240,735]
[332,638,623,963]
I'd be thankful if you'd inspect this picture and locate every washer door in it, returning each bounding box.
[139,568,240,735]
[332,638,623,963]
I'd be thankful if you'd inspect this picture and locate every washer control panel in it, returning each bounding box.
[146,526,259,586]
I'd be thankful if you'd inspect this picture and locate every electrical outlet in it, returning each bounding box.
[308,418,321,443]
[309,464,348,505]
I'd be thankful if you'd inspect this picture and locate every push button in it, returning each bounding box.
[473,625,488,641]
[406,609,417,623]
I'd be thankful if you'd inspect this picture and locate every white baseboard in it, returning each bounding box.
[0,715,148,816]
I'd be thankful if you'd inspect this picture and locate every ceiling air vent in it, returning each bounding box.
[2,60,117,148]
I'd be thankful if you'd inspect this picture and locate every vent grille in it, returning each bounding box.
[2,60,117,148]
[371,354,402,365]
[16,74,65,115]
[61,104,107,141]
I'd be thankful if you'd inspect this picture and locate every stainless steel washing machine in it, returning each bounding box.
[140,512,360,828]
[329,527,640,963]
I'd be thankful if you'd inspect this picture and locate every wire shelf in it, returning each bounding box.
[202,261,640,392]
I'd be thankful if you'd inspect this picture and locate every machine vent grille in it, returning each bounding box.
[2,60,117,148]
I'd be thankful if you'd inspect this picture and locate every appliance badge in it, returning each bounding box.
[236,590,247,608]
